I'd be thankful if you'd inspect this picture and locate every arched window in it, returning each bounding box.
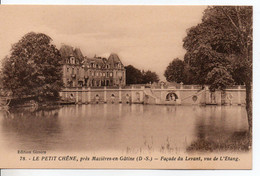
[71,57,75,64]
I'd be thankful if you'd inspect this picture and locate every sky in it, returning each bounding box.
[0,5,206,80]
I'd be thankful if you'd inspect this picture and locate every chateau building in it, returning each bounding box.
[60,45,126,88]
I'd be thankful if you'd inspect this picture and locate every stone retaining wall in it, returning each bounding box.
[60,85,246,105]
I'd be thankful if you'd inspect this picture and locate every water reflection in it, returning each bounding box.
[0,104,248,153]
[187,106,249,152]
[0,107,61,150]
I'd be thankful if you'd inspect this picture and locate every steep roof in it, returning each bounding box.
[84,57,107,68]
[60,44,74,58]
[60,45,84,63]
[108,53,121,63]
[74,48,84,60]
[60,44,124,69]
[107,53,123,69]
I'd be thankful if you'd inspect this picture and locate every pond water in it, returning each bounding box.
[0,104,248,154]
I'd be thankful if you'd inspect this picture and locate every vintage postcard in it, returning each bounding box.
[0,5,252,169]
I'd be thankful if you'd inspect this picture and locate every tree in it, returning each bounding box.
[1,32,63,101]
[164,58,185,83]
[206,65,234,91]
[183,6,252,136]
[142,70,159,84]
[125,65,143,84]
[125,65,160,84]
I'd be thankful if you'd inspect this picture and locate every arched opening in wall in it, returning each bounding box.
[126,94,131,104]
[95,94,100,104]
[70,93,74,100]
[106,80,110,86]
[136,92,140,102]
[166,92,178,101]
[111,94,115,103]
[92,79,94,87]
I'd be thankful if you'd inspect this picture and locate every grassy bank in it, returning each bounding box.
[187,131,251,152]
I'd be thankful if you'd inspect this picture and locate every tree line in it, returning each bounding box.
[125,65,159,85]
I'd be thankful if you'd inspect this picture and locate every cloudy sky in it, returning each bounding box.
[0,5,206,80]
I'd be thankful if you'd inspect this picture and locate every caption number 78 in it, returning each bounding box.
[20,156,26,161]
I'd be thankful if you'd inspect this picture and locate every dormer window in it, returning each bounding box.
[71,57,75,64]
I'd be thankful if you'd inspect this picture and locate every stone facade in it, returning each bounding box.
[60,44,126,88]
[60,85,246,105]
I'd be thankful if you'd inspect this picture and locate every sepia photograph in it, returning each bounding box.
[0,5,252,169]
